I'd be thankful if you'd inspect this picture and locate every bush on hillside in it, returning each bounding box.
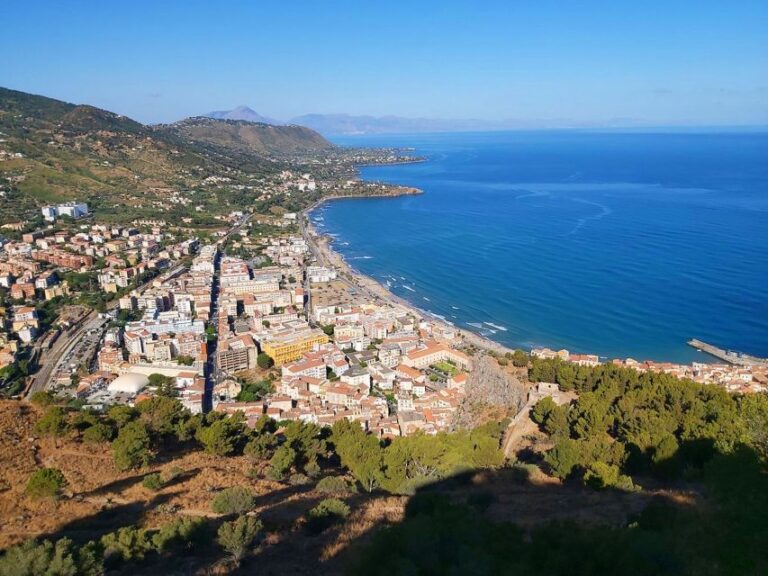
[306,498,350,534]
[211,486,255,515]
[25,468,67,500]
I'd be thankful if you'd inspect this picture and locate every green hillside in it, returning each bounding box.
[0,87,332,227]
[160,117,333,156]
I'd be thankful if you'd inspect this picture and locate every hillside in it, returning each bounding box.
[161,117,333,156]
[0,399,674,575]
[0,87,330,227]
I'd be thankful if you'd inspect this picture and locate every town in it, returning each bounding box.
[2,195,766,441]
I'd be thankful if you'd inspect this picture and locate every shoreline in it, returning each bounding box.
[301,196,515,357]
[301,187,764,367]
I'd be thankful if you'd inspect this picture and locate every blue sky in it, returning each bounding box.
[1,0,766,126]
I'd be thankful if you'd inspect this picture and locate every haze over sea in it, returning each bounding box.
[314,131,768,363]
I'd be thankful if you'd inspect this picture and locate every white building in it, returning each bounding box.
[42,202,90,222]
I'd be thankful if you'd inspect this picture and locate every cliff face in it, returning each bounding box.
[452,355,526,430]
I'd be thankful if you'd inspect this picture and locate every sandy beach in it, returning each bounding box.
[302,197,515,357]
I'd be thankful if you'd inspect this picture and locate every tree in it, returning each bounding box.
[739,393,768,458]
[244,433,277,461]
[26,468,67,500]
[112,421,153,471]
[137,395,187,437]
[211,486,255,515]
[175,355,195,366]
[531,396,557,425]
[196,413,247,456]
[107,405,138,428]
[35,406,69,437]
[235,379,272,402]
[148,373,176,397]
[543,404,570,437]
[101,526,153,562]
[544,438,582,480]
[82,422,114,443]
[283,420,326,474]
[217,515,262,566]
[268,445,297,480]
[257,352,274,369]
[322,324,334,336]
[331,420,385,493]
[0,537,102,576]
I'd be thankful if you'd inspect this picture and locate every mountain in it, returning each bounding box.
[0,87,331,225]
[162,116,332,156]
[204,105,278,125]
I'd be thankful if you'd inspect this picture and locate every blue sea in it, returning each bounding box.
[315,131,768,363]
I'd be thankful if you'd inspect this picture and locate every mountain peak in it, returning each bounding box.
[203,106,278,125]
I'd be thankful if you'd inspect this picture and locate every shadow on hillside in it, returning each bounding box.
[39,491,179,545]
[20,442,768,576]
[76,472,147,498]
[223,465,686,576]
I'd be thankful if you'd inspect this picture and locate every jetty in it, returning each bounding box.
[687,339,768,367]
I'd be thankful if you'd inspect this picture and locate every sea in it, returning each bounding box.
[312,131,768,363]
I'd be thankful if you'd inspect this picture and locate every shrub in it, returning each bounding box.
[257,352,274,369]
[163,466,184,483]
[306,498,351,534]
[212,486,255,515]
[82,422,114,443]
[217,515,263,566]
[289,473,310,486]
[151,517,208,552]
[584,462,638,491]
[26,468,67,500]
[101,526,152,562]
[511,349,529,367]
[316,476,354,495]
[142,473,164,491]
[29,390,55,407]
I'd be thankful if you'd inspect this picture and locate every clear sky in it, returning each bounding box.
[1,0,766,126]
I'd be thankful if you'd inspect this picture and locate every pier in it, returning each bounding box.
[687,339,768,367]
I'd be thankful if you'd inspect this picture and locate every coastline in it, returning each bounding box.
[301,194,515,357]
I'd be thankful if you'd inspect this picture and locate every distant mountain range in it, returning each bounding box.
[203,107,645,136]
[203,107,512,135]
